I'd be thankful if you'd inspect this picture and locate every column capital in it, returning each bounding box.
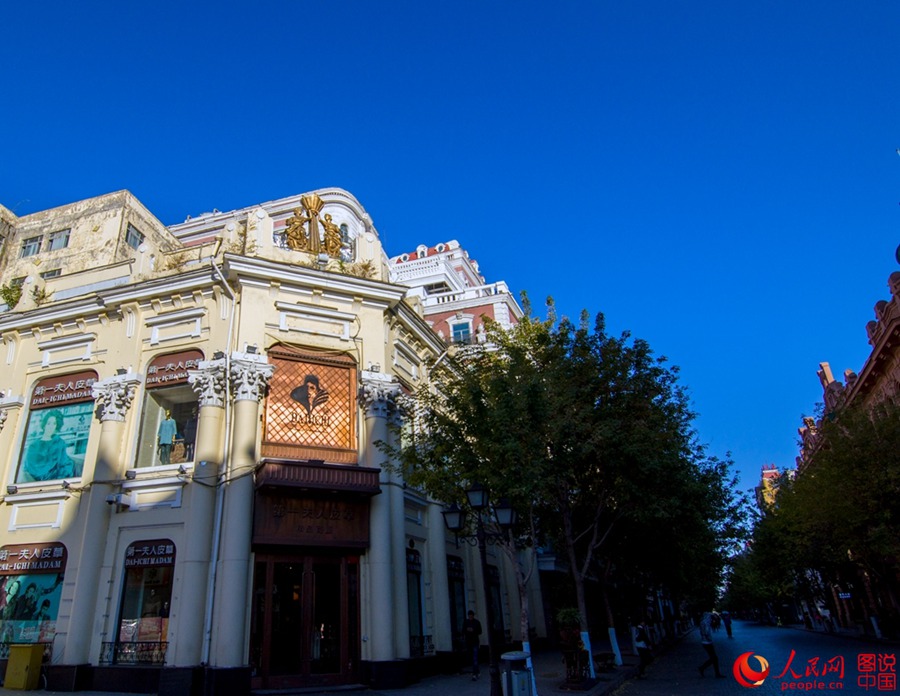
[359,371,401,419]
[92,374,142,422]
[230,351,274,402]
[188,358,228,408]
[0,393,24,434]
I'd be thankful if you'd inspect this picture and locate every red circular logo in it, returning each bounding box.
[733,652,770,688]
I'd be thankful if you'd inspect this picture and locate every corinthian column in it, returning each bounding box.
[0,391,24,435]
[171,357,228,667]
[359,371,408,661]
[62,373,141,665]
[210,351,273,668]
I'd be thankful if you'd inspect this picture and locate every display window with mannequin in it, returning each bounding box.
[134,351,204,468]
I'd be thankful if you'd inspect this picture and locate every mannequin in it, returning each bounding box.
[157,410,177,465]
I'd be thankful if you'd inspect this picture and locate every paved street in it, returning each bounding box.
[2,622,898,696]
[613,620,899,695]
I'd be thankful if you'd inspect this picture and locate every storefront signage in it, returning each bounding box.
[30,370,98,409]
[145,350,204,389]
[262,348,357,463]
[124,539,176,568]
[254,494,369,547]
[0,543,67,575]
[0,542,67,644]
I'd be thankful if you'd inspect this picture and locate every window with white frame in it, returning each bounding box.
[20,236,41,258]
[40,269,61,280]
[451,322,472,345]
[46,229,70,251]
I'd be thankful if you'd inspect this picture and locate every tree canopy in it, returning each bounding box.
[724,400,900,619]
[389,298,749,638]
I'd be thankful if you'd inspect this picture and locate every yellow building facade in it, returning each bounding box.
[0,189,545,694]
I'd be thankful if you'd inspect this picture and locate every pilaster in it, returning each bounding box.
[62,372,141,665]
[359,371,406,661]
[172,358,228,666]
[210,351,273,668]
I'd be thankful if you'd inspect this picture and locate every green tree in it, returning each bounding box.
[388,298,748,659]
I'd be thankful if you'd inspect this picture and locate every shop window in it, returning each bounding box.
[487,565,505,643]
[17,371,97,484]
[135,351,203,468]
[447,555,467,652]
[407,548,424,657]
[0,542,67,648]
[110,540,175,665]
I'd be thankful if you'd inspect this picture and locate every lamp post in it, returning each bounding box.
[442,484,517,696]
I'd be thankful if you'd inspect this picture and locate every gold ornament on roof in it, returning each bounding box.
[284,193,339,256]
[321,214,343,256]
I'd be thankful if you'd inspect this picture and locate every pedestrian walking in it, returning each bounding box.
[633,619,653,678]
[722,610,733,638]
[698,611,725,678]
[463,610,483,680]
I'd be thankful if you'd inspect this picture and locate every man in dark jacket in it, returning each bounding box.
[463,610,483,680]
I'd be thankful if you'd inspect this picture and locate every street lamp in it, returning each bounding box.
[442,484,517,696]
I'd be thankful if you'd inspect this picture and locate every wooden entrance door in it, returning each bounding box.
[250,554,359,689]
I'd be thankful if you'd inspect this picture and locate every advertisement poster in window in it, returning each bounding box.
[18,371,97,483]
[0,542,67,645]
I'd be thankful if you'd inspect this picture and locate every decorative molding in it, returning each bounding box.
[358,371,401,420]
[0,394,24,434]
[145,307,205,346]
[272,301,355,341]
[36,332,96,368]
[188,358,227,408]
[230,352,274,402]
[6,490,71,530]
[92,374,142,422]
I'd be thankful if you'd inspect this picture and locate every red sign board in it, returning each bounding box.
[146,350,204,389]
[30,371,98,410]
[0,543,68,575]
[124,539,176,568]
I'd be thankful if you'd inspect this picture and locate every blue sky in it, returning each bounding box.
[3,2,899,496]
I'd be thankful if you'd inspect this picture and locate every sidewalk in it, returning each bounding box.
[0,646,644,696]
[370,648,641,696]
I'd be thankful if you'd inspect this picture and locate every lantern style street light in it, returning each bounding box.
[442,484,517,696]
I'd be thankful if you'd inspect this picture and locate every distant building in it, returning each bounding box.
[755,464,783,510]
[0,190,546,694]
[798,268,900,470]
[389,241,522,346]
[793,254,900,635]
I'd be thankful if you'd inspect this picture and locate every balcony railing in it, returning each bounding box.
[99,641,168,666]
[0,642,52,661]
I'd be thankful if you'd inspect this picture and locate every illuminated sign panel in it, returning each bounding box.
[262,349,357,464]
